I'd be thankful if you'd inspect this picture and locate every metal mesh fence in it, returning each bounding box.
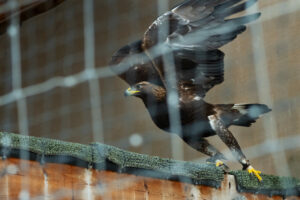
[0,0,299,198]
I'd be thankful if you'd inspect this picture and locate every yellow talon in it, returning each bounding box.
[247,166,262,182]
[215,160,224,167]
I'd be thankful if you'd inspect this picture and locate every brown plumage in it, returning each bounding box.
[110,0,271,181]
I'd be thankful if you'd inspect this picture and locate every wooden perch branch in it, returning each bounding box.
[0,132,299,199]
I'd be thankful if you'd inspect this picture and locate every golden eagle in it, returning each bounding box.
[110,0,271,181]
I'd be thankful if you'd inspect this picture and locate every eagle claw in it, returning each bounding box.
[207,159,229,172]
[247,166,262,181]
[215,160,224,167]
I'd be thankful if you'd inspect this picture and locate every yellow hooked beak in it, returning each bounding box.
[124,87,140,96]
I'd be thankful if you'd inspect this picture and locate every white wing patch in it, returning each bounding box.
[193,96,202,101]
[208,115,218,131]
[233,104,248,115]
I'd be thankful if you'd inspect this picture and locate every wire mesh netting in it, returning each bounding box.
[0,0,299,198]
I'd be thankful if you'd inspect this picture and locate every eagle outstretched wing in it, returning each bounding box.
[142,0,260,97]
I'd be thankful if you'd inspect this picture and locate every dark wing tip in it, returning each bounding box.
[214,0,259,18]
[252,12,262,20]
[172,0,197,10]
[256,12,262,19]
[227,12,261,26]
[247,12,261,23]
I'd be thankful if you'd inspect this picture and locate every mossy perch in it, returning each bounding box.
[0,132,299,198]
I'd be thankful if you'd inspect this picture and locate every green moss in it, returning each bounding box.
[92,142,224,186]
[0,132,44,154]
[0,132,92,162]
[230,170,300,196]
[41,137,92,161]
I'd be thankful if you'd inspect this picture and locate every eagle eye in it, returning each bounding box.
[136,85,142,89]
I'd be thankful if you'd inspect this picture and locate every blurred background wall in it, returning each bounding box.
[0,0,299,178]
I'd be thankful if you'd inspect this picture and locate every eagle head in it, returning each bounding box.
[124,81,166,102]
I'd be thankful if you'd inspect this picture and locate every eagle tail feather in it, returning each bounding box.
[232,104,271,127]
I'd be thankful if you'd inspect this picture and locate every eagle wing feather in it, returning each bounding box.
[142,0,260,97]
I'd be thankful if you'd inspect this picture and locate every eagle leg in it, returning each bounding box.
[183,137,228,168]
[208,115,263,181]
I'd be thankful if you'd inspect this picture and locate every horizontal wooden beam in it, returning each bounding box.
[1,158,298,200]
[0,0,65,34]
